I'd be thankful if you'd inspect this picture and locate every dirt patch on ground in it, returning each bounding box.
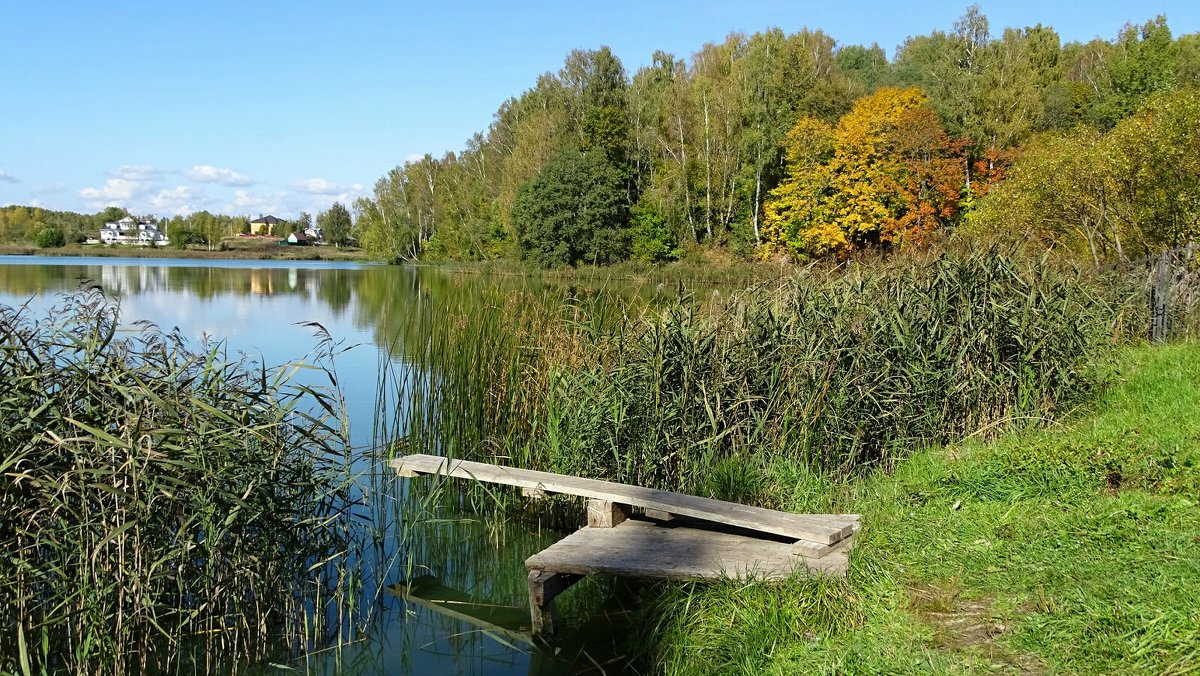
[908,582,1044,673]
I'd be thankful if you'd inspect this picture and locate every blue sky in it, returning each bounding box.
[2,1,1197,220]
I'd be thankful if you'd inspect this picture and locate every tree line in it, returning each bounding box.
[0,203,355,249]
[353,7,1200,267]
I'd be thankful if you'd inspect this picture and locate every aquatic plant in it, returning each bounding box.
[0,290,354,673]
[393,248,1134,497]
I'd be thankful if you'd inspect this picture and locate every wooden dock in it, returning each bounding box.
[391,454,859,637]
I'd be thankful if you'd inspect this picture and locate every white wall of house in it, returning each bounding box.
[100,220,169,246]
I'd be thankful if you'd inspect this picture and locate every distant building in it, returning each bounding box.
[99,216,169,246]
[249,214,283,236]
[286,231,310,245]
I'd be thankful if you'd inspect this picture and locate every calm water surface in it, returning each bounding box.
[0,256,644,675]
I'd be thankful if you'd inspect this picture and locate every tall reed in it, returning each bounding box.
[392,248,1131,500]
[0,290,355,673]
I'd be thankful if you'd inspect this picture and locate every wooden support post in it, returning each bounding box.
[1151,249,1172,343]
[527,569,583,637]
[643,508,675,522]
[587,499,630,528]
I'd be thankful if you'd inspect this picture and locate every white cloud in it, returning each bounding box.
[148,186,203,216]
[110,165,162,181]
[0,170,18,184]
[79,178,145,205]
[185,165,254,187]
[224,189,285,215]
[404,153,425,163]
[80,165,164,208]
[292,177,341,195]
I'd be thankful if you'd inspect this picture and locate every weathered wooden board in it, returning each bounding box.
[391,454,855,545]
[525,518,854,580]
[587,499,630,528]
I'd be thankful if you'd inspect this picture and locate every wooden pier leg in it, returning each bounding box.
[587,499,630,528]
[643,508,675,522]
[527,569,583,637]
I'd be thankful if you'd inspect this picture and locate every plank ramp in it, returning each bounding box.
[391,454,855,546]
[526,517,855,581]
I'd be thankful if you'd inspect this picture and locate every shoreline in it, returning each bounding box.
[0,243,370,262]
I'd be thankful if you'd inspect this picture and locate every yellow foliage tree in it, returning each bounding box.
[763,87,963,257]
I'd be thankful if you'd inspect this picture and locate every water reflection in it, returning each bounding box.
[0,256,649,675]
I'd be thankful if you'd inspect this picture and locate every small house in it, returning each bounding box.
[250,215,284,236]
[99,217,169,246]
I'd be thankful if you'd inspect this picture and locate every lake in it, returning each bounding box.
[0,256,647,675]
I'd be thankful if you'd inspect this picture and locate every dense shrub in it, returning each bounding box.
[513,146,630,267]
[34,227,65,248]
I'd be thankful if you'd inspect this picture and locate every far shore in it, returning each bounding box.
[0,242,370,262]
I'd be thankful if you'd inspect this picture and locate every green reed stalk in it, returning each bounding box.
[0,290,358,674]
[390,247,1146,506]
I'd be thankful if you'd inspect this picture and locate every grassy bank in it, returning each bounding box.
[638,341,1200,674]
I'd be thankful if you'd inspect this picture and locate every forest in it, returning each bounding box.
[351,8,1200,267]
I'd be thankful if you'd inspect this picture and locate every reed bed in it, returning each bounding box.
[393,248,1135,501]
[0,290,356,674]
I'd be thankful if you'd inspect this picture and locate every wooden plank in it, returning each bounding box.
[587,499,630,528]
[391,454,852,545]
[792,517,861,559]
[643,508,675,521]
[525,518,853,580]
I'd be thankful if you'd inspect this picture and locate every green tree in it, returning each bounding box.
[292,212,313,237]
[629,202,677,262]
[577,46,630,161]
[318,202,353,246]
[35,227,65,248]
[837,43,890,92]
[355,170,421,262]
[91,206,128,230]
[1090,17,1178,128]
[512,146,630,267]
[972,88,1200,266]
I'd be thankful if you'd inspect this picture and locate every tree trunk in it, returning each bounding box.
[703,91,713,240]
[751,147,763,245]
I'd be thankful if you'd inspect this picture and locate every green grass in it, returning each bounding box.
[637,342,1200,674]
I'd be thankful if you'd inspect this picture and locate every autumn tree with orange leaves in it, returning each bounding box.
[762,87,966,258]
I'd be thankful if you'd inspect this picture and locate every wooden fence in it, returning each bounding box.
[1148,242,1199,343]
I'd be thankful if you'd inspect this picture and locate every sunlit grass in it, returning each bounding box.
[637,342,1200,674]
